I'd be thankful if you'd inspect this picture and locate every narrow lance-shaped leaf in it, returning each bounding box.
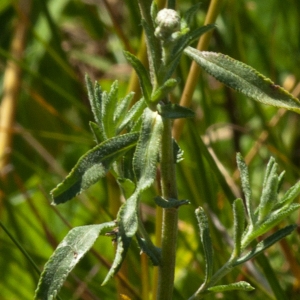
[101,230,131,286]
[94,81,107,141]
[262,157,276,188]
[236,153,254,225]
[154,196,190,208]
[136,235,161,266]
[117,98,147,134]
[242,203,300,247]
[207,281,255,293]
[276,181,300,209]
[232,198,246,257]
[160,24,215,81]
[51,132,139,204]
[85,75,102,126]
[277,171,285,193]
[181,3,201,28]
[35,222,115,300]
[173,138,184,163]
[235,225,296,266]
[184,47,300,113]
[258,161,279,221]
[123,51,153,106]
[141,18,160,85]
[151,78,177,103]
[114,92,135,128]
[133,108,163,190]
[117,177,136,199]
[102,81,119,138]
[136,214,161,266]
[89,121,104,144]
[196,207,213,283]
[157,103,195,119]
[170,24,216,63]
[102,188,141,285]
[85,76,106,141]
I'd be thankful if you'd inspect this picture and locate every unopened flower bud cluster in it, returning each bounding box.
[155,9,181,41]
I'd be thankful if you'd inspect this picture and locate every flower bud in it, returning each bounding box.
[155,9,181,41]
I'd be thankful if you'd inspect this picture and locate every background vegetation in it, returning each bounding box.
[1,0,300,299]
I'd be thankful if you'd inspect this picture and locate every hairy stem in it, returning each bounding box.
[156,117,178,299]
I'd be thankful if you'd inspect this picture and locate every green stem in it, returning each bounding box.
[189,261,234,299]
[157,118,178,300]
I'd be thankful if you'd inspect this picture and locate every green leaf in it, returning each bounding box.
[184,47,300,113]
[102,230,131,286]
[123,51,153,106]
[136,235,161,266]
[236,153,254,225]
[104,190,141,284]
[133,108,163,190]
[141,18,160,85]
[89,121,104,144]
[157,103,195,119]
[151,78,177,102]
[117,191,140,239]
[242,204,300,247]
[181,3,201,29]
[85,75,109,140]
[103,109,164,282]
[171,24,215,61]
[173,138,184,163]
[117,177,136,199]
[262,157,276,188]
[232,198,246,257]
[196,207,213,283]
[154,196,190,208]
[35,222,115,300]
[235,225,296,266]
[114,92,135,128]
[51,132,139,204]
[258,159,279,221]
[277,171,285,193]
[85,75,102,126]
[150,1,158,22]
[117,98,147,134]
[102,80,119,138]
[207,281,255,292]
[130,114,143,133]
[160,24,215,81]
[276,181,300,209]
[116,108,163,242]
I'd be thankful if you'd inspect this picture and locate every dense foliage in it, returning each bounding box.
[1,0,300,299]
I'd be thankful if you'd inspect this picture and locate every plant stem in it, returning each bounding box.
[172,0,223,141]
[0,0,31,178]
[156,117,178,300]
[189,261,234,300]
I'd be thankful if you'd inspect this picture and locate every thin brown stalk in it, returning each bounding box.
[102,0,135,53]
[0,0,32,178]
[172,0,223,141]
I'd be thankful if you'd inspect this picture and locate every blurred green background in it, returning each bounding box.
[1,0,300,299]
